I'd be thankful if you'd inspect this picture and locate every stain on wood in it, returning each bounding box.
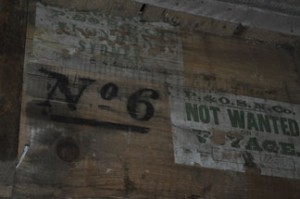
[211,129,226,145]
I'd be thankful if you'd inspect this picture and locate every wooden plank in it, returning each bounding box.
[134,0,300,37]
[182,32,300,103]
[15,1,300,199]
[0,0,27,197]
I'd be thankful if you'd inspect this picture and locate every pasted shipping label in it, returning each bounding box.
[170,86,300,179]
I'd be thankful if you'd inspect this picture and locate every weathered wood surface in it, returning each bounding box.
[0,0,27,197]
[32,0,300,46]
[183,32,300,103]
[14,1,300,199]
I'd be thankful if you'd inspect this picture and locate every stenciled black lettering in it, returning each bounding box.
[127,89,159,121]
[50,115,149,134]
[100,83,119,100]
[38,68,95,111]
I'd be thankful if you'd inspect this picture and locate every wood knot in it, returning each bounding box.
[56,137,80,163]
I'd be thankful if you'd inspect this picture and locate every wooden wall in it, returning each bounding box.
[1,0,300,198]
[0,0,27,197]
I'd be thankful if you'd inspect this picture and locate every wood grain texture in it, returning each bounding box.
[183,32,300,103]
[14,1,300,199]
